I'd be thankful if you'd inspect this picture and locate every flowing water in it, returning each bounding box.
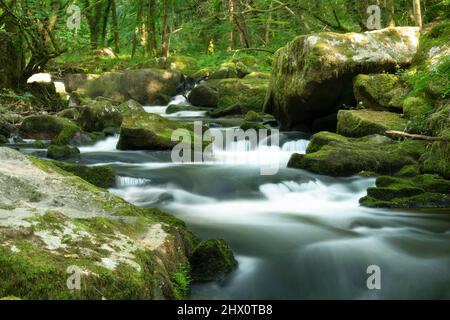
[18,95,450,300]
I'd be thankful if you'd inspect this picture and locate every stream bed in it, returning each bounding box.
[18,95,450,299]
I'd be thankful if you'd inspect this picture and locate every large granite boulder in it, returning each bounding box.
[64,69,185,105]
[264,27,420,131]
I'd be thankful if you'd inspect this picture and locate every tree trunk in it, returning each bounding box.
[160,0,169,57]
[146,0,158,57]
[111,0,120,53]
[167,0,175,56]
[413,0,423,28]
[132,0,143,57]
[264,0,273,46]
[227,0,235,51]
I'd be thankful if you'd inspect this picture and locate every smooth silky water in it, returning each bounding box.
[18,95,450,300]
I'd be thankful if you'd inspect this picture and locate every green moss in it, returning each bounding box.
[52,162,115,189]
[20,115,80,146]
[31,140,46,149]
[337,110,408,138]
[288,134,427,177]
[171,263,191,300]
[402,96,434,133]
[0,134,6,144]
[360,174,450,209]
[47,145,80,160]
[190,239,237,282]
[117,112,203,151]
[353,74,406,112]
[244,110,263,122]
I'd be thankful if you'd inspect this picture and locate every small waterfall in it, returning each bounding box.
[79,135,119,153]
[115,176,152,187]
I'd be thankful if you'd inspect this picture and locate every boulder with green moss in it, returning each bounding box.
[264,27,420,130]
[188,84,218,108]
[190,239,237,281]
[47,145,80,160]
[402,96,434,133]
[65,69,185,105]
[117,99,145,117]
[77,99,123,132]
[0,147,201,299]
[0,135,7,144]
[52,161,115,189]
[360,174,450,208]
[337,109,408,138]
[288,132,427,177]
[117,112,201,151]
[203,78,269,114]
[165,55,198,75]
[353,74,406,112]
[20,115,80,145]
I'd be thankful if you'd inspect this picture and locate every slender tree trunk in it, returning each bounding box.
[264,0,273,46]
[146,0,158,57]
[413,0,423,28]
[227,0,235,51]
[101,0,112,47]
[132,0,143,57]
[160,0,169,57]
[167,0,175,56]
[111,0,120,53]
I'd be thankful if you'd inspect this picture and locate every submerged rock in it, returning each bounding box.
[337,109,408,138]
[264,27,420,130]
[190,239,237,281]
[288,132,427,177]
[20,115,80,145]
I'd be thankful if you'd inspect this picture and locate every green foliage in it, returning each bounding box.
[171,264,191,300]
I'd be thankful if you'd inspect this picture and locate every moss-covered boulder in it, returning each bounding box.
[20,115,80,145]
[203,78,269,114]
[117,112,200,151]
[208,104,242,118]
[77,99,123,132]
[402,96,434,133]
[0,147,202,300]
[288,132,427,177]
[65,69,185,105]
[165,55,198,75]
[0,135,7,144]
[26,82,66,113]
[52,161,115,189]
[264,27,420,130]
[188,84,218,108]
[190,239,237,281]
[117,99,145,117]
[353,74,406,112]
[360,174,450,208]
[337,110,408,138]
[57,108,80,121]
[47,145,80,160]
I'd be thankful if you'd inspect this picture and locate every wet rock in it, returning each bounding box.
[288,132,427,177]
[190,239,237,281]
[360,174,450,208]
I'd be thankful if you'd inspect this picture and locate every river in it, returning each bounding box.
[20,95,450,299]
